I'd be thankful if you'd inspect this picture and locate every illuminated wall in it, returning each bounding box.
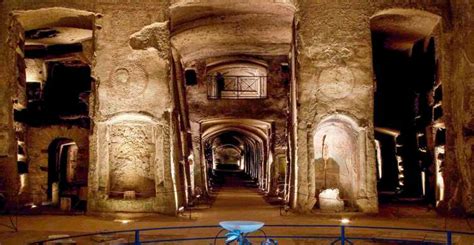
[87,12,181,214]
[310,114,365,210]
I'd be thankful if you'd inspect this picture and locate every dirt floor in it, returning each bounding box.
[1,179,473,244]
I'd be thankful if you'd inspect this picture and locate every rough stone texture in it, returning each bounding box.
[25,125,89,204]
[442,1,474,214]
[0,5,20,202]
[365,0,473,215]
[185,56,289,192]
[0,0,177,214]
[129,22,170,59]
[90,114,172,213]
[295,1,378,213]
[187,56,289,138]
[89,2,177,214]
[170,0,294,64]
[0,0,473,216]
[109,124,156,197]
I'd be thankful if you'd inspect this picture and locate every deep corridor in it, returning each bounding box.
[210,175,272,211]
[1,1,474,244]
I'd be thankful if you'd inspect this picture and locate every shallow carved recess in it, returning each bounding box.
[97,48,171,119]
[108,63,149,98]
[305,114,375,212]
[90,113,169,213]
[109,124,156,198]
[317,66,355,100]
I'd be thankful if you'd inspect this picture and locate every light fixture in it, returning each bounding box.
[31,204,37,209]
[340,218,350,224]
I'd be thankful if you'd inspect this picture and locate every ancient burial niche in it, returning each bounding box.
[310,114,369,212]
[92,113,168,212]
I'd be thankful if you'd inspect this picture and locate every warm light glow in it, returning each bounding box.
[435,146,445,206]
[319,189,344,212]
[212,147,217,169]
[19,173,28,195]
[395,153,405,187]
[108,113,156,124]
[340,218,350,224]
[170,137,179,212]
[421,171,426,196]
[114,219,133,224]
[188,154,195,195]
[31,204,37,209]
[25,59,45,82]
[375,140,382,179]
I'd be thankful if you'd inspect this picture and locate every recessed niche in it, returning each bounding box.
[312,114,363,210]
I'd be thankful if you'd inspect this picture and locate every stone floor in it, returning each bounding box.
[1,180,473,244]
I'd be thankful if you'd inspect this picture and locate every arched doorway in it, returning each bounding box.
[370,9,444,206]
[199,118,283,204]
[47,138,84,210]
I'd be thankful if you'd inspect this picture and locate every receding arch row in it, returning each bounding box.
[200,118,275,193]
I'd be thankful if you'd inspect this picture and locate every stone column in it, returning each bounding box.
[295,1,378,213]
[88,3,178,214]
[0,16,20,208]
[442,1,474,214]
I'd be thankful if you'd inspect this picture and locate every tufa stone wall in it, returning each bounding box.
[186,55,289,147]
[441,1,474,214]
[295,1,378,212]
[89,1,179,214]
[25,125,89,204]
[185,55,290,191]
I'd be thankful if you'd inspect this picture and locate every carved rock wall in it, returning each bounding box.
[90,114,172,213]
[109,124,156,198]
[366,0,473,214]
[186,56,289,191]
[25,125,89,204]
[441,1,474,214]
[295,1,378,212]
[0,0,473,215]
[89,2,175,214]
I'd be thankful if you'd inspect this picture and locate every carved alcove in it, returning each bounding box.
[95,113,166,205]
[311,114,367,211]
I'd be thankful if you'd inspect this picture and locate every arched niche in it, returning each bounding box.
[47,138,79,201]
[95,113,167,201]
[311,114,366,211]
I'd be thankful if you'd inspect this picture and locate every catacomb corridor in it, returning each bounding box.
[0,0,473,244]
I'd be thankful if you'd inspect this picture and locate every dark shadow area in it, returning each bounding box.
[372,32,439,204]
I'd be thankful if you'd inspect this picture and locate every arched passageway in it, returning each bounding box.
[7,7,95,210]
[199,118,283,207]
[47,138,86,210]
[370,9,444,207]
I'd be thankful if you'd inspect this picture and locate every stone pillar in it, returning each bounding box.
[0,14,23,207]
[295,1,378,213]
[442,1,474,214]
[190,122,205,193]
[88,4,178,214]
